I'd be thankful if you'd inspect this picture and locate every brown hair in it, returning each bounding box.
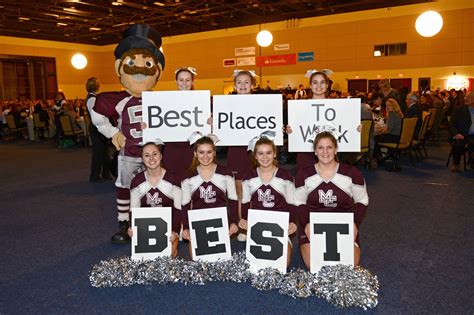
[188,136,217,173]
[313,131,339,162]
[175,68,195,81]
[251,138,279,168]
[85,77,100,93]
[308,71,330,98]
[142,142,163,166]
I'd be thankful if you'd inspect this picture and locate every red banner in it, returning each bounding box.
[256,54,296,67]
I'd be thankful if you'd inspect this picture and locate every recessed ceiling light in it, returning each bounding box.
[57,22,68,26]
[89,27,101,31]
[18,17,31,21]
[154,2,165,6]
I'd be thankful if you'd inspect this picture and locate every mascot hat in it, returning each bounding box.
[114,24,165,70]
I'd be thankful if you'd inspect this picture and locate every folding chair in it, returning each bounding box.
[6,114,27,140]
[59,115,85,147]
[378,117,418,167]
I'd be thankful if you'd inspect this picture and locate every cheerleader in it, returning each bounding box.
[239,133,297,266]
[161,67,198,180]
[228,69,258,241]
[128,140,181,258]
[181,133,239,256]
[294,131,369,269]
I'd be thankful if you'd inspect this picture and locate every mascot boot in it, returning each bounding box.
[111,220,131,244]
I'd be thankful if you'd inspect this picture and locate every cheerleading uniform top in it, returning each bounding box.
[162,142,194,181]
[241,167,296,223]
[296,152,316,174]
[130,170,182,233]
[227,146,252,180]
[181,164,239,230]
[294,163,368,245]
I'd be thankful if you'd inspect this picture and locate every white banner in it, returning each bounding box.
[142,91,211,143]
[237,57,256,66]
[274,43,290,51]
[212,94,283,146]
[288,99,361,152]
[246,209,289,274]
[235,46,256,56]
[309,212,354,273]
[131,207,172,261]
[188,207,231,262]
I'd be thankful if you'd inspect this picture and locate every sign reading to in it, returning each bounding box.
[309,212,354,273]
[212,94,283,146]
[131,207,172,261]
[246,209,289,273]
[287,99,361,152]
[188,207,231,262]
[142,91,211,143]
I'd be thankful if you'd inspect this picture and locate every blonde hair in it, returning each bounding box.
[386,98,404,118]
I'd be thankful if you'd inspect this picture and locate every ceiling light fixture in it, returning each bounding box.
[71,53,87,70]
[89,27,101,31]
[154,2,166,6]
[18,17,30,21]
[415,11,443,37]
[57,22,68,26]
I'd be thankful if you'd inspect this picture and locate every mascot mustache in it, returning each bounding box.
[123,64,158,76]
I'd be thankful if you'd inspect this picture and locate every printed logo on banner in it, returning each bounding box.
[142,91,211,143]
[212,94,284,146]
[297,52,314,62]
[309,212,354,273]
[235,46,256,56]
[256,54,297,67]
[237,57,256,66]
[287,99,361,152]
[131,207,172,261]
[223,58,236,67]
[246,209,289,273]
[274,44,290,51]
[188,207,231,262]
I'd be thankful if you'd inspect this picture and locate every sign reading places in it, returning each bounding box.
[142,91,211,143]
[212,94,283,146]
[246,209,289,273]
[287,98,361,152]
[188,207,232,262]
[310,212,354,273]
[131,207,172,261]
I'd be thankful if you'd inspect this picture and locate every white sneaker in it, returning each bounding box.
[237,233,247,242]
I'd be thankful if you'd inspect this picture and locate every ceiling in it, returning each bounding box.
[0,0,432,45]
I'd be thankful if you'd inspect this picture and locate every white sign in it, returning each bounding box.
[188,207,231,262]
[142,91,211,143]
[237,56,256,66]
[246,209,289,274]
[274,44,290,51]
[235,46,256,56]
[309,212,354,273]
[212,94,283,146]
[288,99,361,152]
[131,207,172,261]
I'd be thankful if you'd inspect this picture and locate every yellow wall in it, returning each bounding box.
[0,0,473,98]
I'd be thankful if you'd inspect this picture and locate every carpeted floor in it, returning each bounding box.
[1,138,473,314]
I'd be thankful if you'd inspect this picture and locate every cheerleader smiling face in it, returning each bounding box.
[310,73,328,99]
[142,143,162,171]
[314,136,338,165]
[176,70,193,91]
[234,73,253,95]
[255,143,276,168]
[195,143,216,167]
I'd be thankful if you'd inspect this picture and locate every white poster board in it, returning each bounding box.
[142,90,211,143]
[131,207,172,261]
[309,212,354,273]
[188,207,231,262]
[246,209,289,274]
[288,99,361,152]
[212,94,283,146]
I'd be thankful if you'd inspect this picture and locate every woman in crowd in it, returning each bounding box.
[127,141,181,257]
[161,67,198,180]
[295,131,369,269]
[239,135,297,266]
[181,134,239,257]
[227,69,258,241]
[419,94,433,112]
[373,98,404,161]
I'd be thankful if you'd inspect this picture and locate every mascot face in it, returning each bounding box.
[115,49,161,97]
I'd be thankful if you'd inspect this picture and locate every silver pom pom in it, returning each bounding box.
[251,268,284,291]
[278,268,315,299]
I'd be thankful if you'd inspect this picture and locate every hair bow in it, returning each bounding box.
[187,131,220,146]
[304,69,334,78]
[140,138,165,146]
[247,130,276,152]
[232,69,258,78]
[307,123,340,143]
[175,67,198,75]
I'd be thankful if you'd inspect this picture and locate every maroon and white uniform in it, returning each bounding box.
[241,168,297,223]
[130,170,182,233]
[294,163,368,245]
[181,165,238,230]
[162,142,194,181]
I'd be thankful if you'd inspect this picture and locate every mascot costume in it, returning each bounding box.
[91,24,165,243]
